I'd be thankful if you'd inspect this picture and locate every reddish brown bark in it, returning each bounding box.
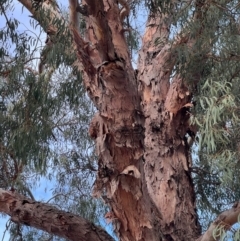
[72,1,201,240]
[137,13,201,240]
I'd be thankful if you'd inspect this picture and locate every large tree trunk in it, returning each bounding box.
[78,1,201,240]
[7,0,211,240]
[136,15,201,240]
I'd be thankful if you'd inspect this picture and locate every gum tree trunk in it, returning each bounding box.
[136,16,201,241]
[77,1,201,240]
[5,0,206,240]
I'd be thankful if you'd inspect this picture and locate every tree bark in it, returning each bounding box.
[137,12,202,240]
[15,0,201,240]
[0,188,115,241]
[71,1,202,239]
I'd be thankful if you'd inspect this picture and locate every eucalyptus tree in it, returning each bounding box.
[1,0,240,241]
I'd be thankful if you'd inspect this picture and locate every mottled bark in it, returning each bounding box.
[13,0,201,240]
[2,188,240,241]
[0,189,115,241]
[72,0,202,240]
[137,12,201,240]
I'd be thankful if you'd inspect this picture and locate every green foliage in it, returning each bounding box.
[125,29,139,58]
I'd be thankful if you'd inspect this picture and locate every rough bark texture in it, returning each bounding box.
[15,0,201,240]
[73,1,201,240]
[0,189,115,241]
[137,13,201,240]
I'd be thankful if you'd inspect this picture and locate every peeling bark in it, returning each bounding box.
[0,189,115,241]
[12,0,201,240]
[137,13,201,240]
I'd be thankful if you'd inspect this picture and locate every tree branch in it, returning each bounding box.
[164,0,214,114]
[18,0,94,75]
[83,0,115,61]
[197,202,240,241]
[0,188,115,241]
